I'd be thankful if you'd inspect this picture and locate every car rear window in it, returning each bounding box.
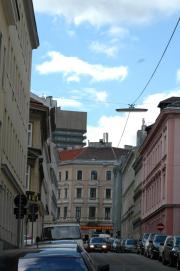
[42,226,81,240]
[126,239,136,245]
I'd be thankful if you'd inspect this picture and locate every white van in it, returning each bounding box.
[42,223,83,247]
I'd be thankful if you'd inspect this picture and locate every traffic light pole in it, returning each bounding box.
[17,196,21,248]
[31,204,34,245]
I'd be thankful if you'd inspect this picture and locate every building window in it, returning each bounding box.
[76,188,82,199]
[57,207,60,219]
[90,188,96,199]
[105,189,111,199]
[64,188,68,199]
[64,207,67,219]
[27,123,32,147]
[25,165,30,190]
[77,170,82,180]
[75,207,81,220]
[106,171,111,181]
[65,171,68,180]
[91,170,97,180]
[105,207,111,220]
[59,171,61,181]
[58,189,61,199]
[89,207,96,219]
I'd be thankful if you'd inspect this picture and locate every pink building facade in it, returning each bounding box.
[140,102,180,235]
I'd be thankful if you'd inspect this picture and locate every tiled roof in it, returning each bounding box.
[59,148,84,161]
[58,147,129,162]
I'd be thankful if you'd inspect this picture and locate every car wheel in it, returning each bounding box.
[177,259,180,270]
[169,256,174,267]
[150,251,154,259]
[162,255,167,265]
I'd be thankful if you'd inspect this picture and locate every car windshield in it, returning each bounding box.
[155,236,167,242]
[91,238,106,243]
[18,257,88,271]
[42,226,81,240]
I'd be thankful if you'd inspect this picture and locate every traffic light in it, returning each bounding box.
[28,203,38,222]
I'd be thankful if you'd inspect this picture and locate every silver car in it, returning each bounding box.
[124,239,137,253]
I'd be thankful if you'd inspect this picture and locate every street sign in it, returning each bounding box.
[14,207,27,219]
[14,194,27,207]
[156,223,165,231]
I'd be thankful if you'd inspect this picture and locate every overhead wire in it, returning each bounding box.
[133,16,180,105]
[116,17,180,148]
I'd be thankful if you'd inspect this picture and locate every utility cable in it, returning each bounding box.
[133,17,180,105]
[117,112,130,147]
[116,17,180,148]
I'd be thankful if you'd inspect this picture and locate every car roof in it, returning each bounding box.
[43,223,80,228]
[0,245,83,259]
[22,247,81,258]
[37,241,85,251]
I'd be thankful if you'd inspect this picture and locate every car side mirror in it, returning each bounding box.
[167,243,173,248]
[160,242,164,246]
[97,264,110,271]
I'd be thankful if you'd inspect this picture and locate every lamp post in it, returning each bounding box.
[116,104,148,112]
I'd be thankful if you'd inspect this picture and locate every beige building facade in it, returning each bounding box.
[0,0,39,249]
[58,140,128,236]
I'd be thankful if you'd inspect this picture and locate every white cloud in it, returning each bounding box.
[107,26,130,39]
[35,51,128,82]
[55,97,82,108]
[84,88,108,103]
[177,69,180,82]
[67,75,80,82]
[70,88,108,104]
[89,41,119,57]
[86,90,180,147]
[67,30,76,37]
[33,0,180,26]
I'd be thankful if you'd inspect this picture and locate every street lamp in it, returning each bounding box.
[116,104,148,112]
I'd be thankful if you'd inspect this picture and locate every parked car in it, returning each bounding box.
[176,247,180,270]
[111,239,121,252]
[162,235,180,266]
[0,242,110,271]
[158,241,165,261]
[148,234,167,259]
[123,239,137,253]
[107,237,115,251]
[144,233,156,257]
[120,239,126,252]
[87,237,109,253]
[137,233,149,255]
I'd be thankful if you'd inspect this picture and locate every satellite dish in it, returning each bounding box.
[116,104,148,112]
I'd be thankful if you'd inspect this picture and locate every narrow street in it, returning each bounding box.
[91,252,175,271]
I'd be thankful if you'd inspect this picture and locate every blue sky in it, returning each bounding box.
[31,0,180,147]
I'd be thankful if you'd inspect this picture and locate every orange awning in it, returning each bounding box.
[80,225,113,230]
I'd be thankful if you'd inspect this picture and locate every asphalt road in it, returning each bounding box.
[90,252,175,271]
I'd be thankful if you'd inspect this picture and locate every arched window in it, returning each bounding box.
[91,170,97,180]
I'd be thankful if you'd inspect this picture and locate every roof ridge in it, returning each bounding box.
[72,147,87,160]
